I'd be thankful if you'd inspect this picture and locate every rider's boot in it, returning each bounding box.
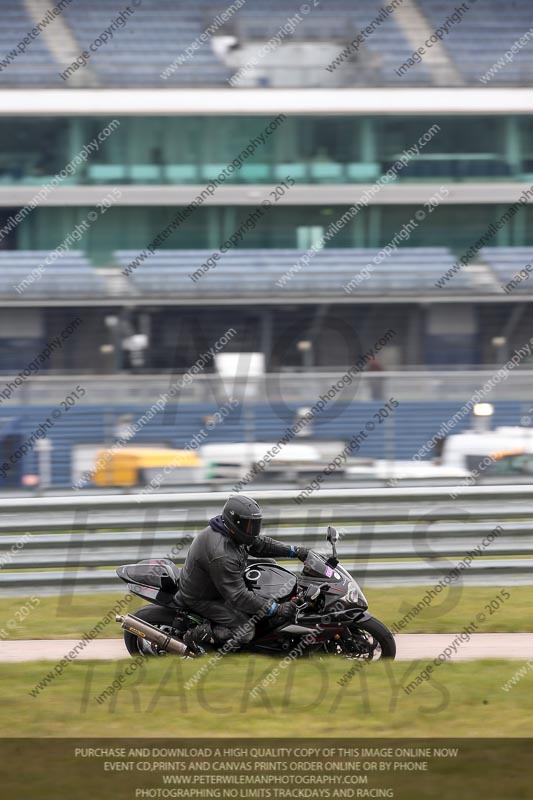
[183,622,215,655]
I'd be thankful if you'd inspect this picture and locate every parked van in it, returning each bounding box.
[440,426,533,476]
[200,441,322,483]
[92,447,202,487]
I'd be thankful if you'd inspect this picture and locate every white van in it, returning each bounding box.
[440,426,533,476]
[199,441,322,483]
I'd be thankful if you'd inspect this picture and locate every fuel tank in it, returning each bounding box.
[244,561,297,600]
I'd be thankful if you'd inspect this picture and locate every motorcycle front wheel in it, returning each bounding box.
[343,616,396,660]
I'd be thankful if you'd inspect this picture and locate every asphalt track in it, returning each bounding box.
[0,634,532,662]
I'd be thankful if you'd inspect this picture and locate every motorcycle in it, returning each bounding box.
[114,525,396,660]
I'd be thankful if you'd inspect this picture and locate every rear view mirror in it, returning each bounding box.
[327,525,338,543]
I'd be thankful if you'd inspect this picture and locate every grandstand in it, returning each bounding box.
[0,0,532,488]
[2,6,533,771]
[3,399,533,488]
[1,0,533,88]
[0,251,102,298]
[481,248,533,293]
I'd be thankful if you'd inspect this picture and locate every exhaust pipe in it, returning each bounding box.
[116,613,190,656]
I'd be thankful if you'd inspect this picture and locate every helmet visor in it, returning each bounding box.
[235,513,262,538]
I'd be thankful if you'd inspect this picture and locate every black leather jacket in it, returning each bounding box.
[178,516,294,615]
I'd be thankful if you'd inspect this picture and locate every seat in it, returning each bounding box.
[166,561,182,582]
[158,560,182,594]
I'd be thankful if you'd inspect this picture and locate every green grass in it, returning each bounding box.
[2,657,533,738]
[0,584,531,640]
[370,584,529,633]
[0,592,140,640]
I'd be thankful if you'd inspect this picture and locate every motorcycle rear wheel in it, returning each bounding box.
[124,605,181,657]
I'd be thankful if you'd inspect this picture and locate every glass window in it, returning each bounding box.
[0,115,525,185]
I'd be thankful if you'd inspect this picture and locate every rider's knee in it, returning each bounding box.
[239,625,255,645]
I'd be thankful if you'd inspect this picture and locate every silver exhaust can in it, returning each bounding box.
[116,613,189,656]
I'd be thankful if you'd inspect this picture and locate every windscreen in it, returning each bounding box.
[302,552,334,579]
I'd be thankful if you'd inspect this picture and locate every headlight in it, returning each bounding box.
[343,581,359,605]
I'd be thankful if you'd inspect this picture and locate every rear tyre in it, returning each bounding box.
[124,605,181,657]
[346,616,396,660]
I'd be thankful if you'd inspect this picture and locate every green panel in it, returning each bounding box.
[0,115,529,185]
[20,202,532,263]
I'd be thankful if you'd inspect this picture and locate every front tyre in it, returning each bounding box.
[346,616,396,660]
[124,605,180,657]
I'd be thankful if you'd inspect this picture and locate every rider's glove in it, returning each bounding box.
[293,546,309,562]
[274,600,298,620]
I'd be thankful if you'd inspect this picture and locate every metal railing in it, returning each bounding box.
[2,370,533,404]
[0,486,532,593]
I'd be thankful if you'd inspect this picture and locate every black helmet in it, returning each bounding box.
[222,495,262,546]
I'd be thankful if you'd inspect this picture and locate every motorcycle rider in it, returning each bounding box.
[176,494,309,654]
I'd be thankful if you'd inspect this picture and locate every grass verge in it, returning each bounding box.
[0,585,530,639]
[2,657,533,738]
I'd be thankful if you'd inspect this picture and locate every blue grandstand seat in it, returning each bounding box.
[115,247,496,297]
[481,248,533,292]
[0,400,525,487]
[0,251,103,298]
[1,0,532,87]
